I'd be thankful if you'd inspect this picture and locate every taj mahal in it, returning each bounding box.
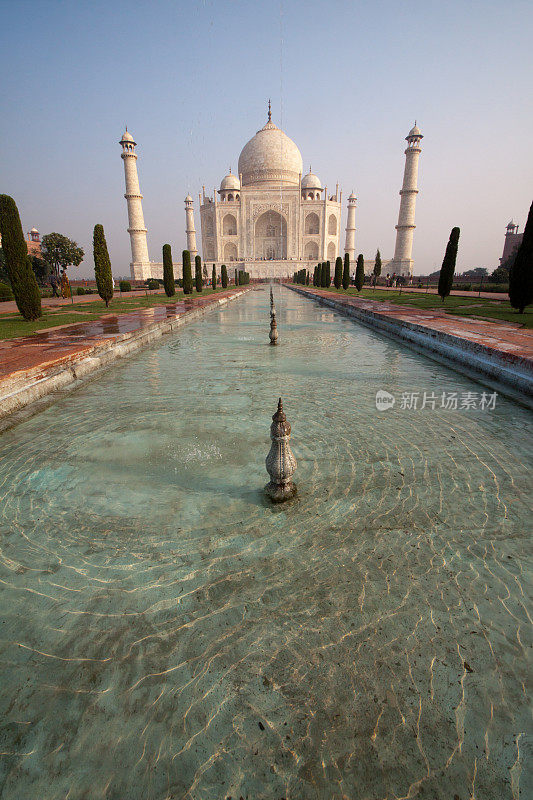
[120,105,423,281]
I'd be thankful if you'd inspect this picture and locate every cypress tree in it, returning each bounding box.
[373,249,382,279]
[221,263,228,288]
[235,268,238,285]
[326,261,331,287]
[182,250,193,294]
[509,200,533,313]
[162,243,175,297]
[438,227,460,301]
[306,270,310,285]
[0,194,42,320]
[342,252,350,290]
[334,256,342,289]
[212,264,217,289]
[195,254,203,292]
[93,224,114,307]
[320,262,326,287]
[355,253,365,291]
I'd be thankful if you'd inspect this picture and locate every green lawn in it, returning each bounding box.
[0,288,226,340]
[298,286,533,329]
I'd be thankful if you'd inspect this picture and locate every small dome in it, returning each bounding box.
[30,227,39,233]
[507,219,515,228]
[220,172,241,191]
[121,129,135,143]
[301,171,322,190]
[407,123,422,139]
[185,194,193,202]
[348,191,357,201]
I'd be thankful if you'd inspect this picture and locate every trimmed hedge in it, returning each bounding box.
[119,280,131,292]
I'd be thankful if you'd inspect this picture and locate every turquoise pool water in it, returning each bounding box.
[0,287,531,799]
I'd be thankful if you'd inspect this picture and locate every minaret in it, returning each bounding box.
[119,129,150,280]
[390,123,423,277]
[185,195,198,259]
[344,192,357,261]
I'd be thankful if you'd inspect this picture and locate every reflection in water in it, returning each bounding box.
[0,287,531,799]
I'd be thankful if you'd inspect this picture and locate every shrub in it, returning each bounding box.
[195,254,202,292]
[182,250,193,294]
[373,249,382,279]
[342,253,350,290]
[334,256,342,289]
[119,280,131,292]
[355,253,365,291]
[0,281,14,301]
[221,264,228,289]
[0,195,42,320]
[438,227,461,301]
[76,287,86,295]
[93,223,114,307]
[163,244,175,297]
[509,200,533,313]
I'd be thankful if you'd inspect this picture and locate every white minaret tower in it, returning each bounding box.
[344,192,357,261]
[120,129,150,280]
[185,195,198,260]
[390,123,423,277]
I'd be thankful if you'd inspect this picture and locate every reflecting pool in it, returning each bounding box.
[0,287,531,799]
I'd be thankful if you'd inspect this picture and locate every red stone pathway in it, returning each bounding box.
[292,286,533,364]
[0,290,240,388]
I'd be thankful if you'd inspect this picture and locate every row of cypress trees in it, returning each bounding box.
[293,268,308,284]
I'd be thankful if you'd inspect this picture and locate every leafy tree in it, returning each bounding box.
[221,263,228,288]
[438,227,460,301]
[182,250,193,294]
[41,232,84,278]
[355,253,365,291]
[342,253,350,290]
[509,200,533,314]
[30,255,49,284]
[195,254,203,292]
[490,267,509,284]
[373,249,382,279]
[162,243,175,297]
[0,194,42,320]
[93,224,114,307]
[212,264,217,288]
[334,256,342,289]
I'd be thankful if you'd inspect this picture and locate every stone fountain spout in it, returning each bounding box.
[264,398,297,501]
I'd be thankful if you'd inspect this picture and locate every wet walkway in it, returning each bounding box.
[294,286,533,363]
[0,289,243,395]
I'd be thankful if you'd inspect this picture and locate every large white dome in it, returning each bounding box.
[238,120,303,187]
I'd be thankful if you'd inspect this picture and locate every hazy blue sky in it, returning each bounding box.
[1,0,532,277]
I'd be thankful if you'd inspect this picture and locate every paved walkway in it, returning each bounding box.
[0,290,238,385]
[294,286,533,364]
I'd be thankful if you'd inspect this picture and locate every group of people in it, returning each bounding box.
[50,269,71,299]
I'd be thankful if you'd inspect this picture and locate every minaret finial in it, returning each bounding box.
[268,98,271,122]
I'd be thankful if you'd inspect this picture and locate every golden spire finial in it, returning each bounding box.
[268,98,271,122]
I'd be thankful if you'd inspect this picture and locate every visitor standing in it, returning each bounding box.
[50,272,60,298]
[60,269,71,299]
